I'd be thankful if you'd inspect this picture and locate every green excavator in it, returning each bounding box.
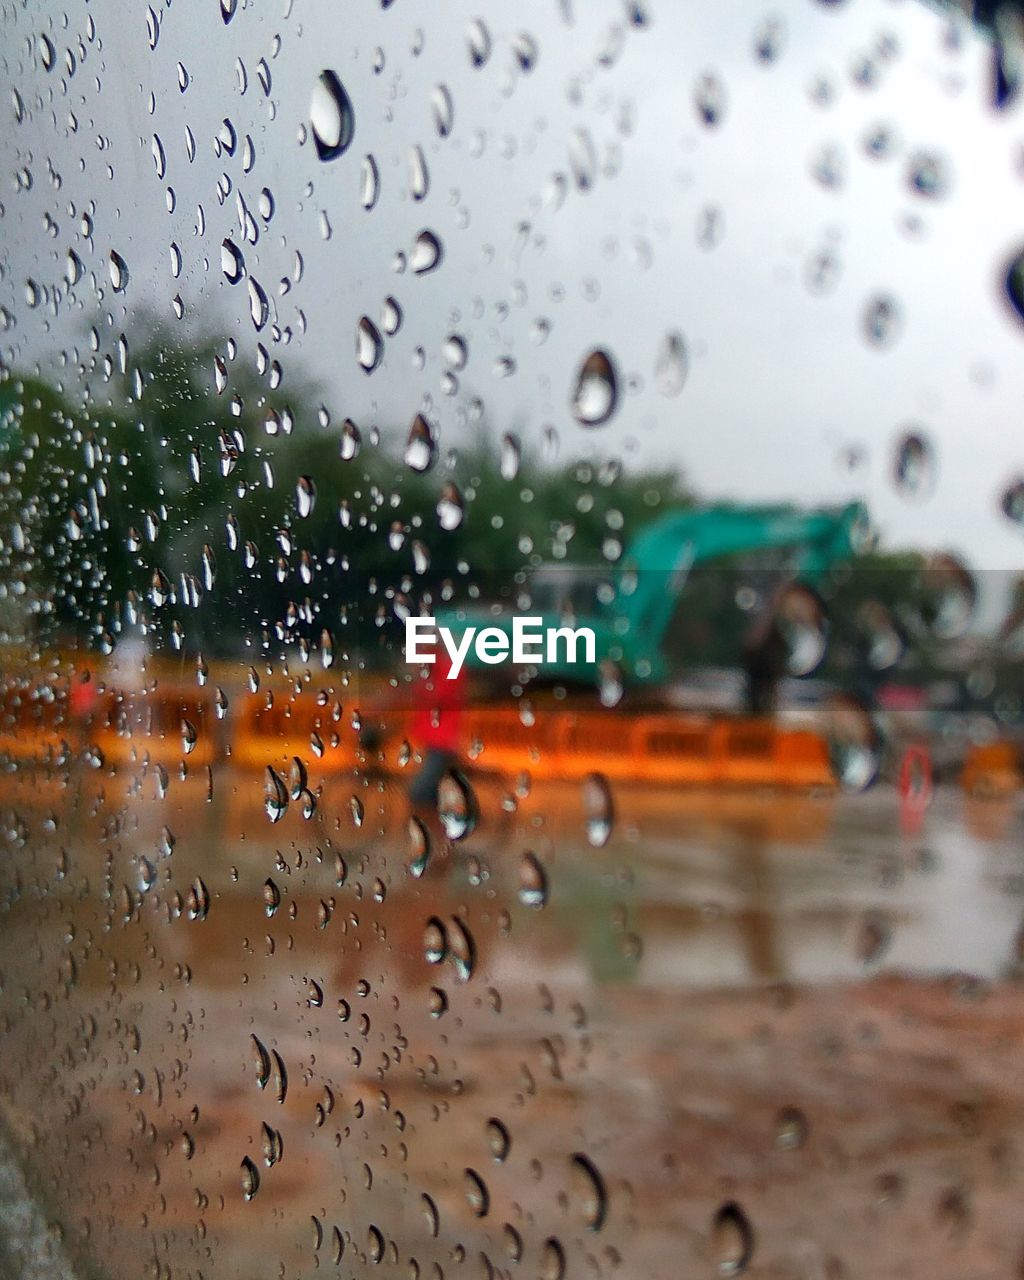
[436,500,869,687]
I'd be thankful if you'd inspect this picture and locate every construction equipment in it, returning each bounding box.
[436,501,869,686]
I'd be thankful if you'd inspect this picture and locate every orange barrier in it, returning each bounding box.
[230,690,361,771]
[961,741,1023,798]
[93,684,218,770]
[452,708,834,789]
[0,675,78,765]
[0,661,835,790]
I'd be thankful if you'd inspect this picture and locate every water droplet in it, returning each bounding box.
[863,294,901,348]
[655,331,688,397]
[339,418,361,460]
[360,154,380,209]
[431,84,454,137]
[187,877,210,921]
[568,127,597,190]
[711,1201,754,1275]
[774,1106,809,1150]
[828,694,882,792]
[248,278,269,331]
[907,149,950,199]
[261,1122,283,1167]
[264,767,288,822]
[311,70,355,161]
[598,660,624,708]
[444,334,468,369]
[438,770,477,840]
[464,1168,489,1216]
[411,230,443,274]
[296,475,317,518]
[150,568,172,608]
[422,1193,440,1237]
[1000,478,1024,526]
[810,142,844,189]
[775,583,829,677]
[893,429,936,500]
[512,32,539,72]
[221,238,245,283]
[1004,246,1024,326]
[570,1153,607,1230]
[241,1156,261,1200]
[108,250,129,292]
[695,72,726,126]
[288,756,308,801]
[356,316,384,373]
[582,773,613,846]
[753,15,786,63]
[448,918,476,980]
[572,349,618,426]
[466,18,492,67]
[382,296,402,335]
[408,816,431,877]
[540,1238,566,1280]
[923,553,977,639]
[499,432,521,479]
[138,857,157,893]
[486,1117,510,1162]
[518,852,548,908]
[262,879,282,918]
[404,415,437,472]
[424,917,447,964]
[437,482,464,530]
[409,145,429,200]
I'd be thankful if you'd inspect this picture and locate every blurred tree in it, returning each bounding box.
[0,323,696,668]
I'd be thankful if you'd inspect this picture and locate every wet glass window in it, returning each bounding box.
[3,1,1024,1278]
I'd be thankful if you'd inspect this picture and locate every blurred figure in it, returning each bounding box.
[743,581,827,716]
[742,603,790,717]
[407,641,467,814]
[68,665,97,723]
[366,621,469,817]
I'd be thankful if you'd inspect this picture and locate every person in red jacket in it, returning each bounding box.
[407,644,466,810]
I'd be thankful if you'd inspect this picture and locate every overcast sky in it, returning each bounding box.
[4,0,1024,588]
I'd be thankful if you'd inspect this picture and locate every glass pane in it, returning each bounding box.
[3,1,1024,1277]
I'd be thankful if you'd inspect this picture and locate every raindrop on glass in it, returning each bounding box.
[572,349,619,427]
[893,430,936,500]
[411,230,443,274]
[711,1201,754,1275]
[654,331,688,397]
[221,238,244,283]
[356,316,383,373]
[108,250,129,293]
[311,70,355,161]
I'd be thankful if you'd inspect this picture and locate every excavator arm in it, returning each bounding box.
[615,502,868,676]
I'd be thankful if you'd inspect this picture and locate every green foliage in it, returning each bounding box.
[0,323,694,661]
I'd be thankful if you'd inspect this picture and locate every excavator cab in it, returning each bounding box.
[527,567,605,624]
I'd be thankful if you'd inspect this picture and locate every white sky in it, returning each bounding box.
[4,0,1024,583]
